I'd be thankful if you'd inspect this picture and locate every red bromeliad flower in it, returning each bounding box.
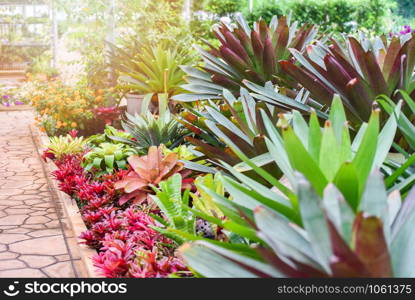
[68,129,78,138]
[128,249,189,278]
[89,208,188,277]
[41,149,55,162]
[92,239,135,278]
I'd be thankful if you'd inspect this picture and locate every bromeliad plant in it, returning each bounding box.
[179,171,415,278]
[191,97,403,228]
[111,95,189,154]
[179,88,282,182]
[172,14,317,101]
[114,146,185,206]
[82,142,138,176]
[174,98,415,278]
[278,33,415,125]
[44,134,87,160]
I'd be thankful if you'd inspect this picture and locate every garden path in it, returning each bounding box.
[0,110,87,277]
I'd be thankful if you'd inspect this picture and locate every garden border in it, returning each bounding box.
[29,123,102,278]
[0,105,32,111]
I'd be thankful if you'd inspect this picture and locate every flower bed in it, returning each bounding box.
[44,140,195,277]
[30,80,122,136]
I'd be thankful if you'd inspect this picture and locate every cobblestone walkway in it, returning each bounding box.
[0,110,86,277]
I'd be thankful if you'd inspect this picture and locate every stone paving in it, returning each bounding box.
[0,110,87,277]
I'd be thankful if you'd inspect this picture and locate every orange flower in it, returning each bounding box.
[62,122,67,127]
[95,96,103,102]
[71,122,77,128]
[39,127,46,132]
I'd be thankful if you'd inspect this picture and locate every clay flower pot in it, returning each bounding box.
[125,93,144,115]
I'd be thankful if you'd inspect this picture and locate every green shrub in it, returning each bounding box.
[395,0,415,19]
[244,0,392,34]
[205,0,243,16]
[244,1,284,25]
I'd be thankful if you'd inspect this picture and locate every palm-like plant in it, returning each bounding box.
[278,33,415,125]
[172,14,317,102]
[179,171,415,277]
[111,42,194,97]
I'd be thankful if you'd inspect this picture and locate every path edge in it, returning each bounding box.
[29,123,102,278]
[0,105,33,112]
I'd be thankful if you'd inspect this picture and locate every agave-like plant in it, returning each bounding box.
[110,95,189,154]
[172,14,317,102]
[278,33,415,124]
[114,146,184,206]
[179,171,415,277]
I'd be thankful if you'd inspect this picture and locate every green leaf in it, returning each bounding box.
[233,153,273,172]
[93,157,102,169]
[351,122,367,153]
[360,170,388,219]
[319,120,341,181]
[104,155,114,170]
[352,109,380,197]
[179,241,282,278]
[308,110,322,164]
[261,110,295,184]
[333,162,360,211]
[399,90,415,114]
[282,126,328,195]
[385,153,415,188]
[207,120,291,196]
[328,95,347,143]
[116,160,127,169]
[373,102,400,167]
[292,110,309,147]
[222,175,299,224]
